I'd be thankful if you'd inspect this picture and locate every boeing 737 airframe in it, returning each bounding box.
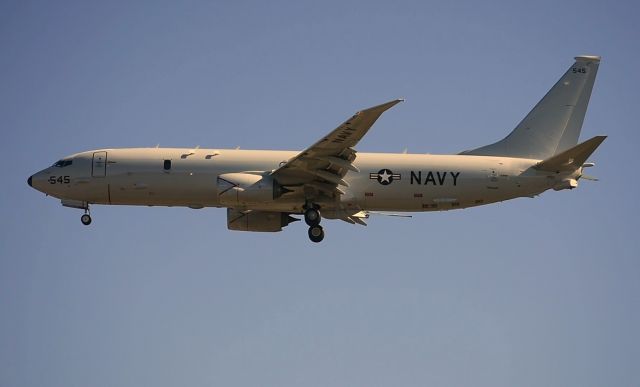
[28,56,605,242]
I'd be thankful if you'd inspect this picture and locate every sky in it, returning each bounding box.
[1,0,639,386]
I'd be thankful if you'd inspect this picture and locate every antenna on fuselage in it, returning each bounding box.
[182,145,201,159]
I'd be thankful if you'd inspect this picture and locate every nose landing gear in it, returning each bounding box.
[304,206,324,243]
[80,208,92,225]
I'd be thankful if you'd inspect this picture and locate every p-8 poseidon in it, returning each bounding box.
[28,56,605,242]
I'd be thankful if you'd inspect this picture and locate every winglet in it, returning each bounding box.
[360,98,404,114]
[534,135,607,172]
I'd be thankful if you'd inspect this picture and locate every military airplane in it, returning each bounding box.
[28,55,605,242]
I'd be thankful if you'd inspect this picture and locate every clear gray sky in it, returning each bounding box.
[2,1,639,386]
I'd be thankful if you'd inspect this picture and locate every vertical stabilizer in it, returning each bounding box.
[461,55,600,159]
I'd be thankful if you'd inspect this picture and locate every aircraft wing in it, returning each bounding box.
[271,99,403,197]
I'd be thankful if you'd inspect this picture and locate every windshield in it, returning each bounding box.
[52,159,73,167]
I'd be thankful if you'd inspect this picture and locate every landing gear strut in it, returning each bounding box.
[80,207,92,226]
[304,205,324,242]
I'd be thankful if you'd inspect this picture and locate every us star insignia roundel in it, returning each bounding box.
[370,169,401,185]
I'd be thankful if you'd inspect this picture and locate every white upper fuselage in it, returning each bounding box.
[29,147,572,214]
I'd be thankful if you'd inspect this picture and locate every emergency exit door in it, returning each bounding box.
[92,151,107,177]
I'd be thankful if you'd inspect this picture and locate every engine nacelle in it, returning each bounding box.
[227,208,298,232]
[217,172,275,206]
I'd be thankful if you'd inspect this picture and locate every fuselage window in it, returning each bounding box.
[163,160,172,170]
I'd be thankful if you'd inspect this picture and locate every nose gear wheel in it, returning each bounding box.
[80,206,92,225]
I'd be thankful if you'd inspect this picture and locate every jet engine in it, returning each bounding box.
[227,208,298,232]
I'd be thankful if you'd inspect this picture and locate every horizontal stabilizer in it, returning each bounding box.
[534,136,606,172]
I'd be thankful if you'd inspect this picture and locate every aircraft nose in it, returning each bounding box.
[28,175,33,187]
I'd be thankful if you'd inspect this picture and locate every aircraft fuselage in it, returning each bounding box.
[29,147,571,214]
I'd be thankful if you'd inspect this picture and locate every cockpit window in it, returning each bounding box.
[52,159,73,167]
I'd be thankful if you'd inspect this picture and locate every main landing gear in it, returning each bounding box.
[304,206,324,243]
[80,207,92,225]
[308,224,324,243]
